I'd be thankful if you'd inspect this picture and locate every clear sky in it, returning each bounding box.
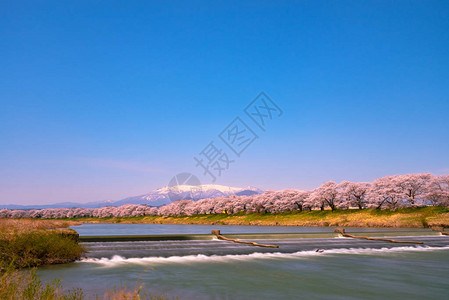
[1,1,448,205]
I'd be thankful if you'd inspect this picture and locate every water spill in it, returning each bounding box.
[81,245,449,266]
[36,224,449,300]
[71,223,432,236]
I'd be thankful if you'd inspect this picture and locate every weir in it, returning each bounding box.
[334,228,424,244]
[79,229,441,243]
[211,229,279,248]
[432,226,449,236]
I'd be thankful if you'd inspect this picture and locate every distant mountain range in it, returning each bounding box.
[1,184,263,210]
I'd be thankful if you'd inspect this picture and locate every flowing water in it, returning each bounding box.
[71,223,430,236]
[37,224,449,299]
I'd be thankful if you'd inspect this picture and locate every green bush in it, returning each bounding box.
[0,230,84,269]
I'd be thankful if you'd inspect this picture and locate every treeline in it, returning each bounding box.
[1,173,448,219]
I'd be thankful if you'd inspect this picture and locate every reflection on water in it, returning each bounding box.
[71,223,433,236]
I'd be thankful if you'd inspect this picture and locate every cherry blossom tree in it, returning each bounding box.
[425,175,449,206]
[272,189,311,212]
[339,181,371,209]
[0,209,10,218]
[367,175,406,209]
[146,206,159,216]
[308,181,340,211]
[1,172,447,219]
[396,173,434,207]
[158,200,193,216]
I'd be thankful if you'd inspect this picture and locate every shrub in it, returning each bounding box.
[0,229,84,269]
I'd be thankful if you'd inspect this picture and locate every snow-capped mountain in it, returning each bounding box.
[1,185,263,209]
[112,184,263,207]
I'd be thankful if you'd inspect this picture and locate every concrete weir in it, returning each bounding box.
[78,229,442,243]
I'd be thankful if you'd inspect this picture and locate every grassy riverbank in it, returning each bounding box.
[0,219,175,299]
[0,219,84,299]
[74,207,449,228]
[1,265,176,300]
[0,219,84,269]
[1,266,175,300]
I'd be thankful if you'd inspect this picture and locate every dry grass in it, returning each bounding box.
[1,266,175,300]
[0,219,176,299]
[103,284,176,300]
[0,219,84,269]
[75,207,449,228]
[0,219,82,235]
[0,266,84,300]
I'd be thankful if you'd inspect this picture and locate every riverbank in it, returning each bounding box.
[73,207,449,228]
[0,219,175,299]
[0,219,84,269]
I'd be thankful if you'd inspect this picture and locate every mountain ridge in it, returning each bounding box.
[1,184,263,210]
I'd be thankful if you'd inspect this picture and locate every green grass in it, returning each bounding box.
[0,266,84,300]
[0,219,85,270]
[67,206,449,228]
[0,219,178,299]
[0,230,84,269]
[0,265,177,300]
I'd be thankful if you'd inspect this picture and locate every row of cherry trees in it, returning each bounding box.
[157,173,449,215]
[1,173,448,219]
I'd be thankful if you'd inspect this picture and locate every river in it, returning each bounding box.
[37,224,449,299]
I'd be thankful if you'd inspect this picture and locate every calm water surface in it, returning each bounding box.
[71,223,431,236]
[36,224,449,299]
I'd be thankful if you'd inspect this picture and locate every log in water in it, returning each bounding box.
[36,224,449,300]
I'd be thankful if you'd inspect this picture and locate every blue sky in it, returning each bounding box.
[1,1,448,205]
